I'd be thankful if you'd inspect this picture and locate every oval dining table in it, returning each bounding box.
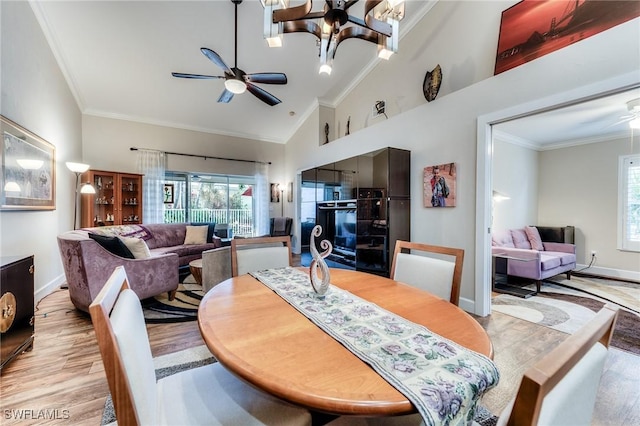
[197,268,494,417]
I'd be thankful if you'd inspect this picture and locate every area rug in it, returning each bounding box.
[545,274,639,314]
[492,283,640,355]
[142,276,204,323]
[100,346,499,426]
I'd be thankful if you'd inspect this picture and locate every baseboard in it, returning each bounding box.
[574,264,640,283]
[36,273,67,304]
[459,297,476,316]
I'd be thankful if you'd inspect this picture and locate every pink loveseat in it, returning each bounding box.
[492,226,576,293]
[57,223,221,312]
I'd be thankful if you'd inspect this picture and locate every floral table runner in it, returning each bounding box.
[251,267,499,426]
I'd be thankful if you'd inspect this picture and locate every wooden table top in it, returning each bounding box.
[198,268,493,416]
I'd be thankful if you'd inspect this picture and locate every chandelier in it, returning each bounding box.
[261,0,406,75]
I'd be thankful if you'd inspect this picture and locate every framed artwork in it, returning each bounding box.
[270,183,280,203]
[163,183,174,204]
[1,116,56,211]
[423,163,456,208]
[287,182,293,202]
[494,0,640,75]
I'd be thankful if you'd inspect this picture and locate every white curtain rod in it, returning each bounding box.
[129,147,271,165]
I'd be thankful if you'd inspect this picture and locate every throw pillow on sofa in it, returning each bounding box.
[184,225,208,245]
[510,229,532,249]
[190,222,216,243]
[119,236,152,259]
[88,233,135,259]
[525,226,544,251]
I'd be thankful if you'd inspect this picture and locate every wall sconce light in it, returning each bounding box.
[66,162,94,229]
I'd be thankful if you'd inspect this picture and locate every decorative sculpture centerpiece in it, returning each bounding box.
[309,225,332,296]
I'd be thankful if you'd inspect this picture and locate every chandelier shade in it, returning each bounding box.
[261,0,406,74]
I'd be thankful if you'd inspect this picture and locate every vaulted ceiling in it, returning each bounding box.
[32,1,639,147]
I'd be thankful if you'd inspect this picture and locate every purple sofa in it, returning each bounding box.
[57,223,221,312]
[492,226,576,292]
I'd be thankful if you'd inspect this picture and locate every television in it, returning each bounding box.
[334,209,356,255]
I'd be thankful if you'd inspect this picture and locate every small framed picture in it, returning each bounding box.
[163,183,174,204]
[333,191,340,200]
[287,182,293,202]
[270,183,280,202]
[424,163,457,208]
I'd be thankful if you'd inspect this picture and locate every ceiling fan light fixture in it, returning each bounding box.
[225,78,247,94]
[630,117,640,129]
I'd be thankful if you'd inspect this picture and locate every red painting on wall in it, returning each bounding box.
[494,0,640,75]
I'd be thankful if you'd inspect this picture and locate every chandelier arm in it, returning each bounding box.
[364,0,393,36]
[334,26,379,50]
[282,21,322,40]
[273,0,313,23]
[343,0,359,11]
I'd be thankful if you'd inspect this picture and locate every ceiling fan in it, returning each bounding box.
[612,97,640,128]
[171,0,287,106]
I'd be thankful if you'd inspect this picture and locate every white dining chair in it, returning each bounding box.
[231,235,292,276]
[89,266,311,426]
[494,303,618,425]
[390,240,464,305]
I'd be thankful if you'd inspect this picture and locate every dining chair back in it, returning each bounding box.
[390,240,464,305]
[89,266,311,426]
[502,304,618,426]
[231,235,292,276]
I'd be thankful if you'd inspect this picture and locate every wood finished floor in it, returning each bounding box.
[1,288,638,425]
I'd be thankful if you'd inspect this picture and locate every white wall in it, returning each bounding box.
[539,135,640,275]
[286,4,640,310]
[334,1,510,136]
[0,1,83,301]
[492,139,539,231]
[82,115,286,218]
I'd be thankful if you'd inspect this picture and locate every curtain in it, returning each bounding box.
[136,149,166,224]
[254,162,270,236]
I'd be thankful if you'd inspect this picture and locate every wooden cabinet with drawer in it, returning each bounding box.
[1,255,35,371]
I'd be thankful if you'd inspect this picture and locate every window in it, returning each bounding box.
[619,154,640,252]
[163,172,255,236]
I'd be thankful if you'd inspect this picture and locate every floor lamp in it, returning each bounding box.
[66,162,95,230]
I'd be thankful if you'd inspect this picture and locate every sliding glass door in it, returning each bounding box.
[163,172,255,236]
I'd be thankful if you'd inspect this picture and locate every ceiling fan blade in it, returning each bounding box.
[246,83,281,106]
[217,89,234,104]
[171,72,224,79]
[246,73,287,85]
[201,48,233,75]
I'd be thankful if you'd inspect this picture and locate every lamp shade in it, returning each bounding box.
[66,162,90,174]
[16,159,44,170]
[80,183,96,194]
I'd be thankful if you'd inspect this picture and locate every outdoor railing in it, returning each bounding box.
[164,208,254,236]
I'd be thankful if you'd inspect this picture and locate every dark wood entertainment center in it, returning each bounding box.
[300,147,410,277]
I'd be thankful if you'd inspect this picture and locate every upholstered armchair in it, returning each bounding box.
[270,217,292,236]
